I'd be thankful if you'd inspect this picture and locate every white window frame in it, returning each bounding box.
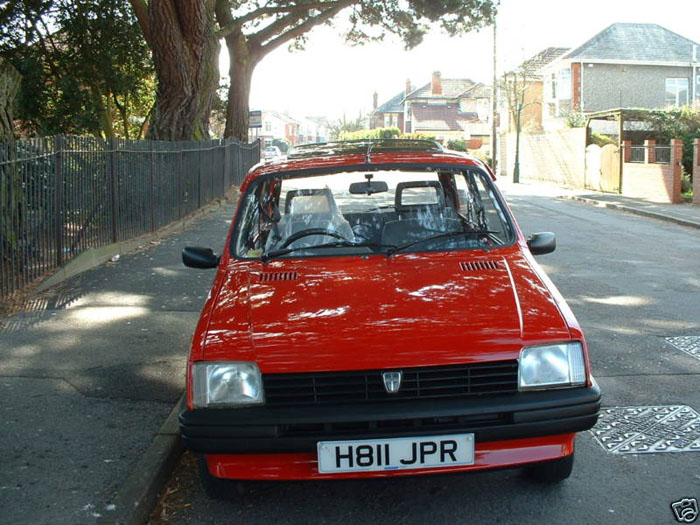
[665,78,689,107]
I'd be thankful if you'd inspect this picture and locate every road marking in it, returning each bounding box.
[591,405,700,454]
[665,336,700,362]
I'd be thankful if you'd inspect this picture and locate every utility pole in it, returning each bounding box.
[514,101,522,184]
[490,15,498,174]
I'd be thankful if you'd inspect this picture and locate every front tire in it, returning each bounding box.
[525,452,574,483]
[197,454,241,500]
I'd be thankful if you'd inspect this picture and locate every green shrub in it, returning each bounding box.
[565,111,586,128]
[447,140,467,151]
[339,127,400,140]
[590,132,616,147]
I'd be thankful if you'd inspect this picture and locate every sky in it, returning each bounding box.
[220,0,700,121]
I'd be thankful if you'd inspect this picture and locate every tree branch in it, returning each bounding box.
[217,1,352,39]
[127,0,151,42]
[259,0,352,55]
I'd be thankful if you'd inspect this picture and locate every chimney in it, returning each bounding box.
[405,78,412,96]
[373,91,378,110]
[431,71,443,96]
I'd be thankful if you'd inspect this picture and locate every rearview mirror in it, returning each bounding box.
[182,247,219,269]
[349,180,388,195]
[527,232,556,255]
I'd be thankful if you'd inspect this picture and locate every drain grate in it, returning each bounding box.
[665,336,700,362]
[591,405,700,454]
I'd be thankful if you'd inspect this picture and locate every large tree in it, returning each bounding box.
[215,0,496,140]
[129,0,220,141]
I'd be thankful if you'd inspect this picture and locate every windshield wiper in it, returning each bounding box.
[261,240,397,262]
[386,229,499,257]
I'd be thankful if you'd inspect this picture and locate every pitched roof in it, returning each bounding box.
[564,23,699,63]
[373,91,405,114]
[411,104,479,132]
[518,47,570,75]
[408,79,476,99]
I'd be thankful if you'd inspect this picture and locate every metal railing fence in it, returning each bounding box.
[0,135,260,300]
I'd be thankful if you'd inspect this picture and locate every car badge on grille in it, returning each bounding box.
[382,371,403,393]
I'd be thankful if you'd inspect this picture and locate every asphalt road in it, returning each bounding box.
[151,188,700,525]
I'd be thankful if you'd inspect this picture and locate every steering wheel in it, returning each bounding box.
[278,228,350,250]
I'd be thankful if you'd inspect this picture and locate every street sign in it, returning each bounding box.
[249,110,262,128]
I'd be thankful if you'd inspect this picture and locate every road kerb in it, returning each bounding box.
[560,195,700,230]
[97,393,185,525]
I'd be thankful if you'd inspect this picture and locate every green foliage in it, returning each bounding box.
[644,107,700,179]
[400,132,436,140]
[447,140,467,151]
[565,111,586,128]
[590,132,616,147]
[271,138,290,153]
[327,114,366,140]
[0,0,154,138]
[339,127,400,140]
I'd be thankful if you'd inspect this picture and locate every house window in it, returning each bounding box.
[665,78,689,107]
[558,69,571,100]
[384,114,398,128]
[264,121,272,132]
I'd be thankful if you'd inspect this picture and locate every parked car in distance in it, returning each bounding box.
[180,139,601,499]
[263,145,282,161]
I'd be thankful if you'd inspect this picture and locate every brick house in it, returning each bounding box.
[371,72,491,146]
[541,23,700,129]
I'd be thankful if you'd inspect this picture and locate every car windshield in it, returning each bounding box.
[232,168,514,259]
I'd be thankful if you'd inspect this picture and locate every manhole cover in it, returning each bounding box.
[665,336,700,362]
[591,405,700,454]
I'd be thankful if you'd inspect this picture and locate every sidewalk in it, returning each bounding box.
[496,177,700,230]
[0,200,236,524]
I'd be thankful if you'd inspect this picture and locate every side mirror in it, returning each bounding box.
[527,232,556,255]
[182,247,219,269]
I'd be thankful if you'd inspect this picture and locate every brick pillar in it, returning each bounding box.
[622,140,632,163]
[693,138,700,205]
[644,139,656,164]
[670,138,683,204]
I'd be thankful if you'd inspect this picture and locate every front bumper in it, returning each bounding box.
[181,381,600,460]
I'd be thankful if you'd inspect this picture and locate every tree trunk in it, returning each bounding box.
[141,0,220,141]
[223,31,256,141]
[0,57,21,141]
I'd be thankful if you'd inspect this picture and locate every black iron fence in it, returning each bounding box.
[0,135,260,301]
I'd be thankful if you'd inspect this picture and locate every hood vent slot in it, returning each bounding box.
[459,260,503,272]
[258,271,298,282]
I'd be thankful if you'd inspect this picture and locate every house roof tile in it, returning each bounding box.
[411,104,479,132]
[564,23,699,63]
[373,91,405,114]
[408,78,476,99]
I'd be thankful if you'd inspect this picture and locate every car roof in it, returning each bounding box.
[242,139,493,190]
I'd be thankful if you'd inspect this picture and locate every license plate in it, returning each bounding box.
[317,434,474,473]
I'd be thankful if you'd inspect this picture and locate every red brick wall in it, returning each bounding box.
[621,139,682,203]
[693,138,700,205]
[571,63,582,110]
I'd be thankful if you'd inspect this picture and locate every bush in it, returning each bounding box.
[447,140,467,151]
[400,132,436,140]
[339,127,400,141]
[590,132,616,147]
[565,111,586,128]
[271,138,290,153]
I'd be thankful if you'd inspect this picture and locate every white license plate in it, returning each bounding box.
[317,434,474,473]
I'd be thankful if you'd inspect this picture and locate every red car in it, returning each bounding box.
[180,139,600,499]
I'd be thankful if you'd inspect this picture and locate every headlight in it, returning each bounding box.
[192,362,264,408]
[518,342,586,390]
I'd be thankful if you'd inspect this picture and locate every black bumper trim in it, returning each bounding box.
[180,383,601,454]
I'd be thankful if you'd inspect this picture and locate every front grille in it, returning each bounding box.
[263,361,518,407]
[280,412,507,438]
